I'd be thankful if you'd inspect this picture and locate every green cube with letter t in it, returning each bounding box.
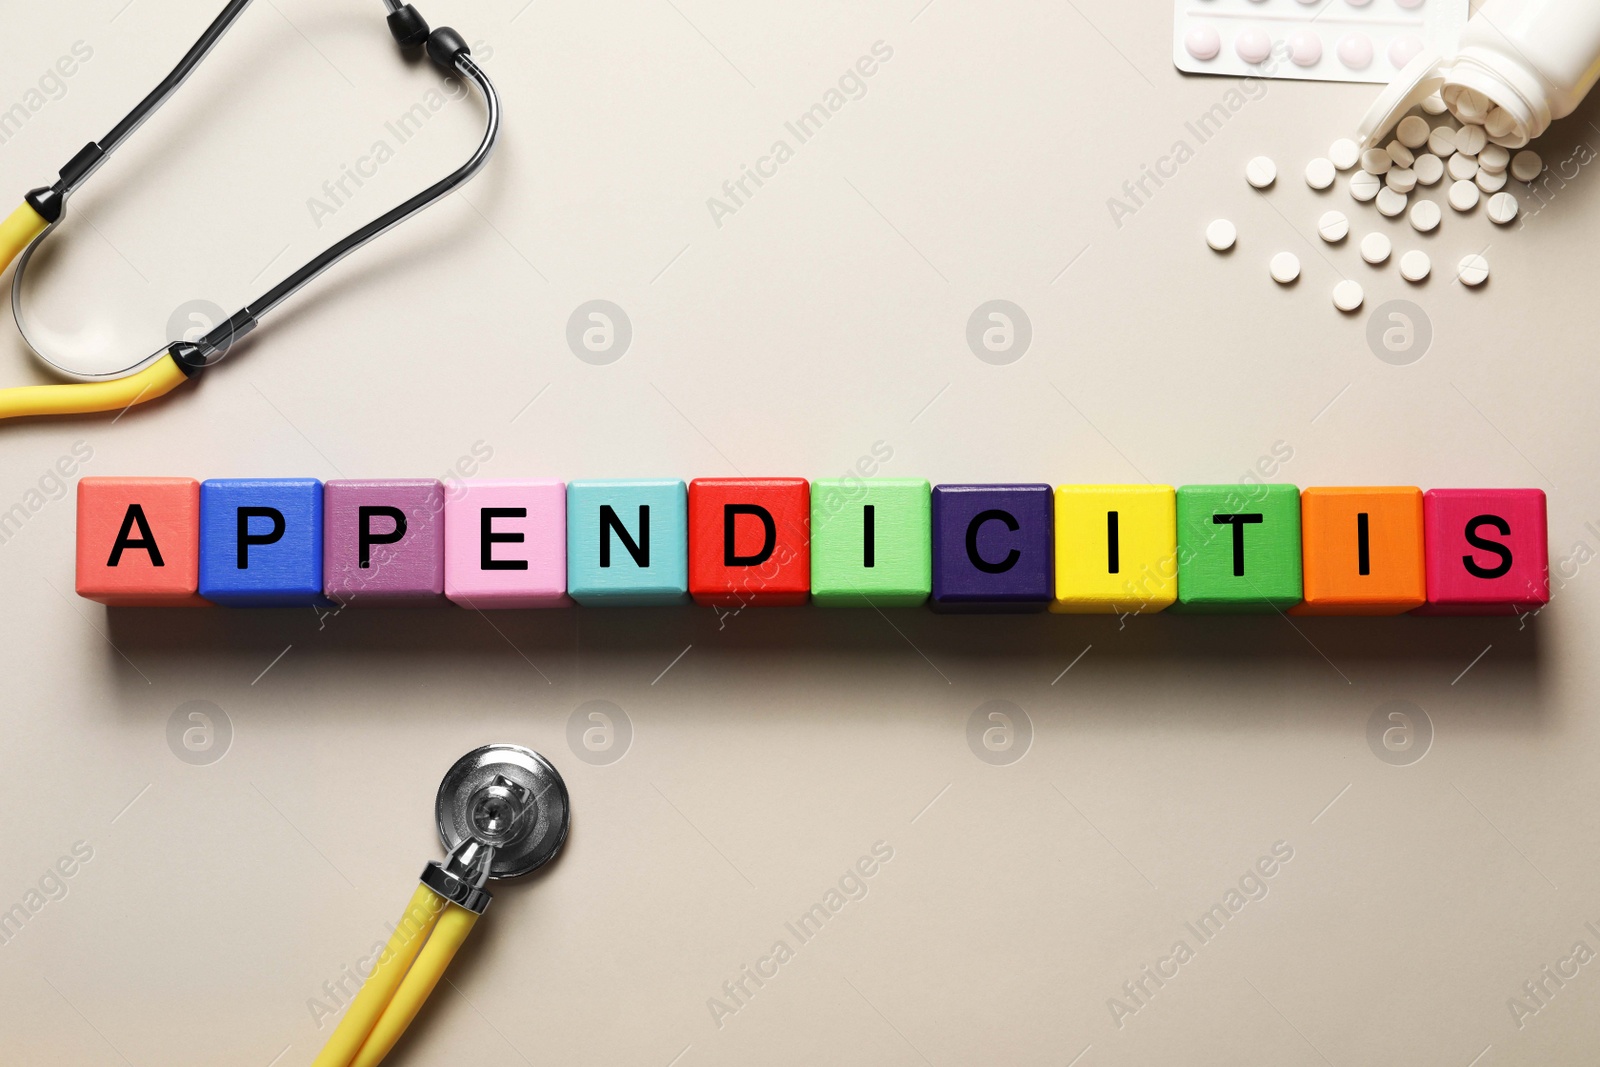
[1172,484,1302,612]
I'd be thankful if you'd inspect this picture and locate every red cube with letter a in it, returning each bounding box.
[688,478,810,606]
[76,477,208,606]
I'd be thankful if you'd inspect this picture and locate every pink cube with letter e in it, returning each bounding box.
[1415,488,1549,615]
[444,480,568,608]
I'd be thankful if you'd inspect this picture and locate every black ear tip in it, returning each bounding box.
[387,4,430,48]
[425,27,471,69]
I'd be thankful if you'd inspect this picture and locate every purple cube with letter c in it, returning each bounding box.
[931,483,1053,612]
[323,480,445,605]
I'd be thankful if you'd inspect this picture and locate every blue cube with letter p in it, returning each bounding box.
[199,479,325,606]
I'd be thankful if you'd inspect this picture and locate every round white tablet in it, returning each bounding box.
[1270,251,1301,284]
[1486,191,1519,224]
[1185,24,1222,61]
[1413,153,1445,186]
[1448,179,1480,212]
[1447,152,1479,181]
[1397,115,1431,149]
[1455,124,1488,156]
[1478,143,1509,172]
[1349,170,1382,202]
[1305,157,1337,190]
[1387,140,1416,169]
[1318,210,1350,242]
[1332,279,1365,311]
[1376,186,1408,217]
[1386,167,1417,194]
[1475,167,1507,193]
[1246,155,1277,188]
[1421,91,1449,115]
[1205,218,1237,251]
[1427,126,1456,157]
[1457,254,1489,287]
[1287,29,1323,67]
[1485,107,1517,139]
[1359,231,1391,264]
[1329,138,1360,170]
[1511,150,1544,182]
[1361,148,1392,175]
[1409,199,1441,232]
[1399,249,1431,282]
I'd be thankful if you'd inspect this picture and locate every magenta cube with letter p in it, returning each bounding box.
[323,480,446,605]
[1415,488,1549,615]
[444,480,568,608]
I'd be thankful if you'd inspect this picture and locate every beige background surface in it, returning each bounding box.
[0,0,1596,1064]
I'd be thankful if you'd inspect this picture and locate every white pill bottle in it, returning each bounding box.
[1360,0,1600,149]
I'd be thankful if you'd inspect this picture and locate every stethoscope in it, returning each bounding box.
[312,744,569,1067]
[0,0,499,422]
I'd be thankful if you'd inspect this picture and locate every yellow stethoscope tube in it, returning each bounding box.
[0,203,192,421]
[311,884,479,1067]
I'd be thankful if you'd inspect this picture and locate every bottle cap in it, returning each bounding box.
[1357,50,1447,149]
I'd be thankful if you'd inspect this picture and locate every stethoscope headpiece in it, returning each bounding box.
[423,744,570,914]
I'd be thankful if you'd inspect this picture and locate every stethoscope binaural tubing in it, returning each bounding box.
[9,0,500,383]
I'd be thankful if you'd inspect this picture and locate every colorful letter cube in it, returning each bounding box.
[444,480,567,608]
[688,478,810,606]
[1173,484,1302,612]
[198,479,325,607]
[323,480,445,605]
[1052,485,1177,614]
[76,477,206,606]
[1293,487,1425,615]
[566,479,688,605]
[931,484,1053,612]
[1416,488,1549,615]
[810,478,931,607]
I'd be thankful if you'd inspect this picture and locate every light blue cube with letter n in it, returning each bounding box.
[198,478,325,606]
[566,479,688,605]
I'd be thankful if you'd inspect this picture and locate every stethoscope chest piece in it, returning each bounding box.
[435,744,570,883]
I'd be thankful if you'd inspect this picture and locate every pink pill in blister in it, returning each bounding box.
[1185,24,1221,61]
[1395,0,1425,8]
[1286,30,1322,66]
[1235,28,1273,64]
[1345,0,1374,6]
[1388,33,1425,67]
[1338,32,1374,69]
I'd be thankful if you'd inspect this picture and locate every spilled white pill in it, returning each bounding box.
[1332,279,1365,311]
[1413,154,1444,186]
[1447,152,1479,181]
[1329,138,1360,171]
[1422,91,1448,115]
[1386,168,1417,194]
[1510,150,1544,182]
[1448,179,1480,212]
[1457,254,1489,286]
[1270,252,1301,284]
[1397,116,1431,149]
[1387,140,1416,169]
[1409,199,1441,232]
[1361,149,1392,175]
[1455,124,1488,156]
[1246,156,1277,188]
[1359,231,1391,264]
[1399,249,1431,282]
[1376,186,1408,217]
[1476,167,1507,193]
[1349,171,1382,202]
[1318,210,1350,242]
[1427,126,1456,157]
[1479,143,1509,172]
[1205,218,1237,251]
[1486,191,1519,224]
[1305,157,1337,190]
